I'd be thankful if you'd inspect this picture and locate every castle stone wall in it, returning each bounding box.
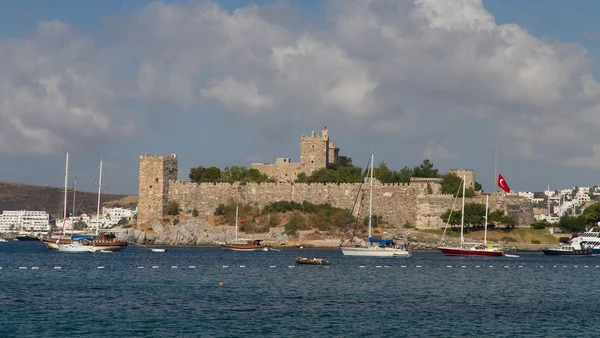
[138,153,178,225]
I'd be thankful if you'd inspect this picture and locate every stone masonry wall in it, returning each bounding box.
[167,181,421,230]
[138,153,178,225]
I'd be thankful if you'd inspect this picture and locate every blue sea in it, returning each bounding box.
[1,241,599,337]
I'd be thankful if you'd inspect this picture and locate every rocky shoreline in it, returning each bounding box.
[116,219,552,252]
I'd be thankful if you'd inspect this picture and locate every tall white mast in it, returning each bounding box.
[460,174,466,246]
[484,194,489,246]
[72,178,76,219]
[96,158,103,235]
[235,206,239,241]
[58,152,69,243]
[71,178,76,236]
[368,153,374,239]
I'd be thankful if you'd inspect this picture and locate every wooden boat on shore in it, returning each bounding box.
[296,257,332,265]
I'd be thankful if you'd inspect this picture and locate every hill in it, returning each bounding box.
[0,182,138,217]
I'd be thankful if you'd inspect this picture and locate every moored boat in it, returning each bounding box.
[439,176,504,257]
[340,154,411,258]
[15,235,40,241]
[220,206,269,252]
[222,239,268,252]
[296,257,331,265]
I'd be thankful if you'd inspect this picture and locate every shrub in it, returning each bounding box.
[162,218,170,224]
[173,218,180,225]
[165,201,180,215]
[403,221,414,229]
[531,239,541,244]
[501,236,516,242]
[192,208,199,217]
[268,214,280,227]
[559,236,570,243]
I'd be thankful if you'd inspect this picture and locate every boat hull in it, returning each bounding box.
[341,246,411,257]
[43,238,128,251]
[439,247,504,257]
[15,235,40,241]
[221,244,268,252]
[543,249,592,256]
[296,257,331,265]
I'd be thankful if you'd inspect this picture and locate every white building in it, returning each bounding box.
[0,210,50,233]
[518,192,535,199]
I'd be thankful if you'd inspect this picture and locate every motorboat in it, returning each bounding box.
[296,257,332,265]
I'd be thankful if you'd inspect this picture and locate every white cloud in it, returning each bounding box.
[2,0,600,174]
[422,141,458,161]
[0,21,132,155]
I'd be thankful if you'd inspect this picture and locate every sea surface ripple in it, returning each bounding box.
[1,241,599,337]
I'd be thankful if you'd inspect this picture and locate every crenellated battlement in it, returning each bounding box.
[138,133,534,228]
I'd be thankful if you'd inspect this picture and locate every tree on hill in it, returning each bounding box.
[582,202,600,225]
[412,159,439,178]
[440,203,515,231]
[189,165,272,183]
[440,173,475,197]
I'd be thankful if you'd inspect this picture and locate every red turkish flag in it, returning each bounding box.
[323,125,327,129]
[497,173,511,193]
[238,218,245,225]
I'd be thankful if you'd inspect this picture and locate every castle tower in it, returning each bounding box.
[300,128,330,174]
[138,153,178,224]
[449,169,475,190]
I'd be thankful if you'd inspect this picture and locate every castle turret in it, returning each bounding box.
[449,169,475,190]
[300,128,330,174]
[138,153,178,225]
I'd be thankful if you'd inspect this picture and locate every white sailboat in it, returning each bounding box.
[438,175,503,257]
[56,153,94,253]
[340,154,411,258]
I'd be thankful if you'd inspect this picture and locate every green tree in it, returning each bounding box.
[295,172,307,183]
[582,202,600,225]
[440,173,476,197]
[192,208,199,217]
[412,159,439,178]
[117,217,129,226]
[375,162,394,183]
[558,215,587,233]
[474,181,482,192]
[307,168,341,183]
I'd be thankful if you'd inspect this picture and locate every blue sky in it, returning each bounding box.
[0,0,599,196]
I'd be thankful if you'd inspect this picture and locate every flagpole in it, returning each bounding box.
[494,146,498,193]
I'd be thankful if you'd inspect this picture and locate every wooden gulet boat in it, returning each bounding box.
[221,207,269,252]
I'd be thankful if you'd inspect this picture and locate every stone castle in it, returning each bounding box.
[137,129,534,230]
[250,127,339,182]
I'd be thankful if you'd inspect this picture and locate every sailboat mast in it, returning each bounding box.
[484,194,489,246]
[96,158,103,235]
[58,152,69,242]
[235,206,238,241]
[368,153,374,239]
[460,174,466,246]
[71,178,76,236]
[72,178,76,219]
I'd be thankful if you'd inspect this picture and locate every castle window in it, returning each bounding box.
[312,145,315,148]
[149,185,153,189]
[155,178,159,183]
[311,160,314,163]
